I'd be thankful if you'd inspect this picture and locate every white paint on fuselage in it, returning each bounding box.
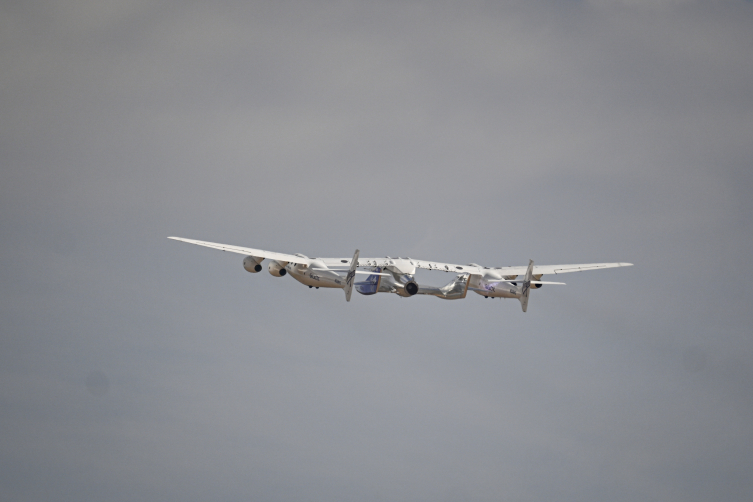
[469,273,522,299]
[286,259,345,289]
[384,259,416,276]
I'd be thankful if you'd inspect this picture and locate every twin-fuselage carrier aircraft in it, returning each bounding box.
[168,237,632,312]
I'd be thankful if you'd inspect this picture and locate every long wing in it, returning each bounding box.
[325,257,632,276]
[493,262,633,276]
[168,237,313,265]
[169,237,632,276]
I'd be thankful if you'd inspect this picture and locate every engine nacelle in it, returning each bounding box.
[498,274,543,289]
[532,274,543,289]
[268,260,288,277]
[499,274,542,288]
[404,281,419,296]
[243,256,263,273]
[396,274,419,297]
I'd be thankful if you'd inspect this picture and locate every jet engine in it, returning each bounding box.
[501,274,544,288]
[243,256,263,273]
[268,260,288,277]
[532,274,544,289]
[404,281,419,296]
[396,274,419,296]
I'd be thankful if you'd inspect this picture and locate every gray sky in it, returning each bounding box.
[1,1,752,501]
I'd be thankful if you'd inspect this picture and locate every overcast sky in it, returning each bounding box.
[1,1,752,501]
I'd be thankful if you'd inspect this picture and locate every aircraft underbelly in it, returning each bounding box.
[289,268,344,288]
[475,286,519,299]
[469,275,520,298]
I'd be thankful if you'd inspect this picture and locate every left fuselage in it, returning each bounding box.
[286,260,345,289]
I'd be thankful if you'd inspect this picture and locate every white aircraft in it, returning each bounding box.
[168,236,632,312]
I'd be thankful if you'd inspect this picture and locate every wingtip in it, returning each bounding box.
[620,262,634,267]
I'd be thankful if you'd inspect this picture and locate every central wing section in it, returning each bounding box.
[321,256,632,275]
[320,257,481,274]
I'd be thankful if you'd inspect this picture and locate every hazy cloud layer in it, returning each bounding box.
[1,1,752,501]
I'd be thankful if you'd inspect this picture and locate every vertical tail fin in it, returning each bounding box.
[344,249,360,302]
[519,259,534,313]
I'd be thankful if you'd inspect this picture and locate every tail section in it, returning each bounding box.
[519,259,534,313]
[343,249,360,302]
[355,267,382,295]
